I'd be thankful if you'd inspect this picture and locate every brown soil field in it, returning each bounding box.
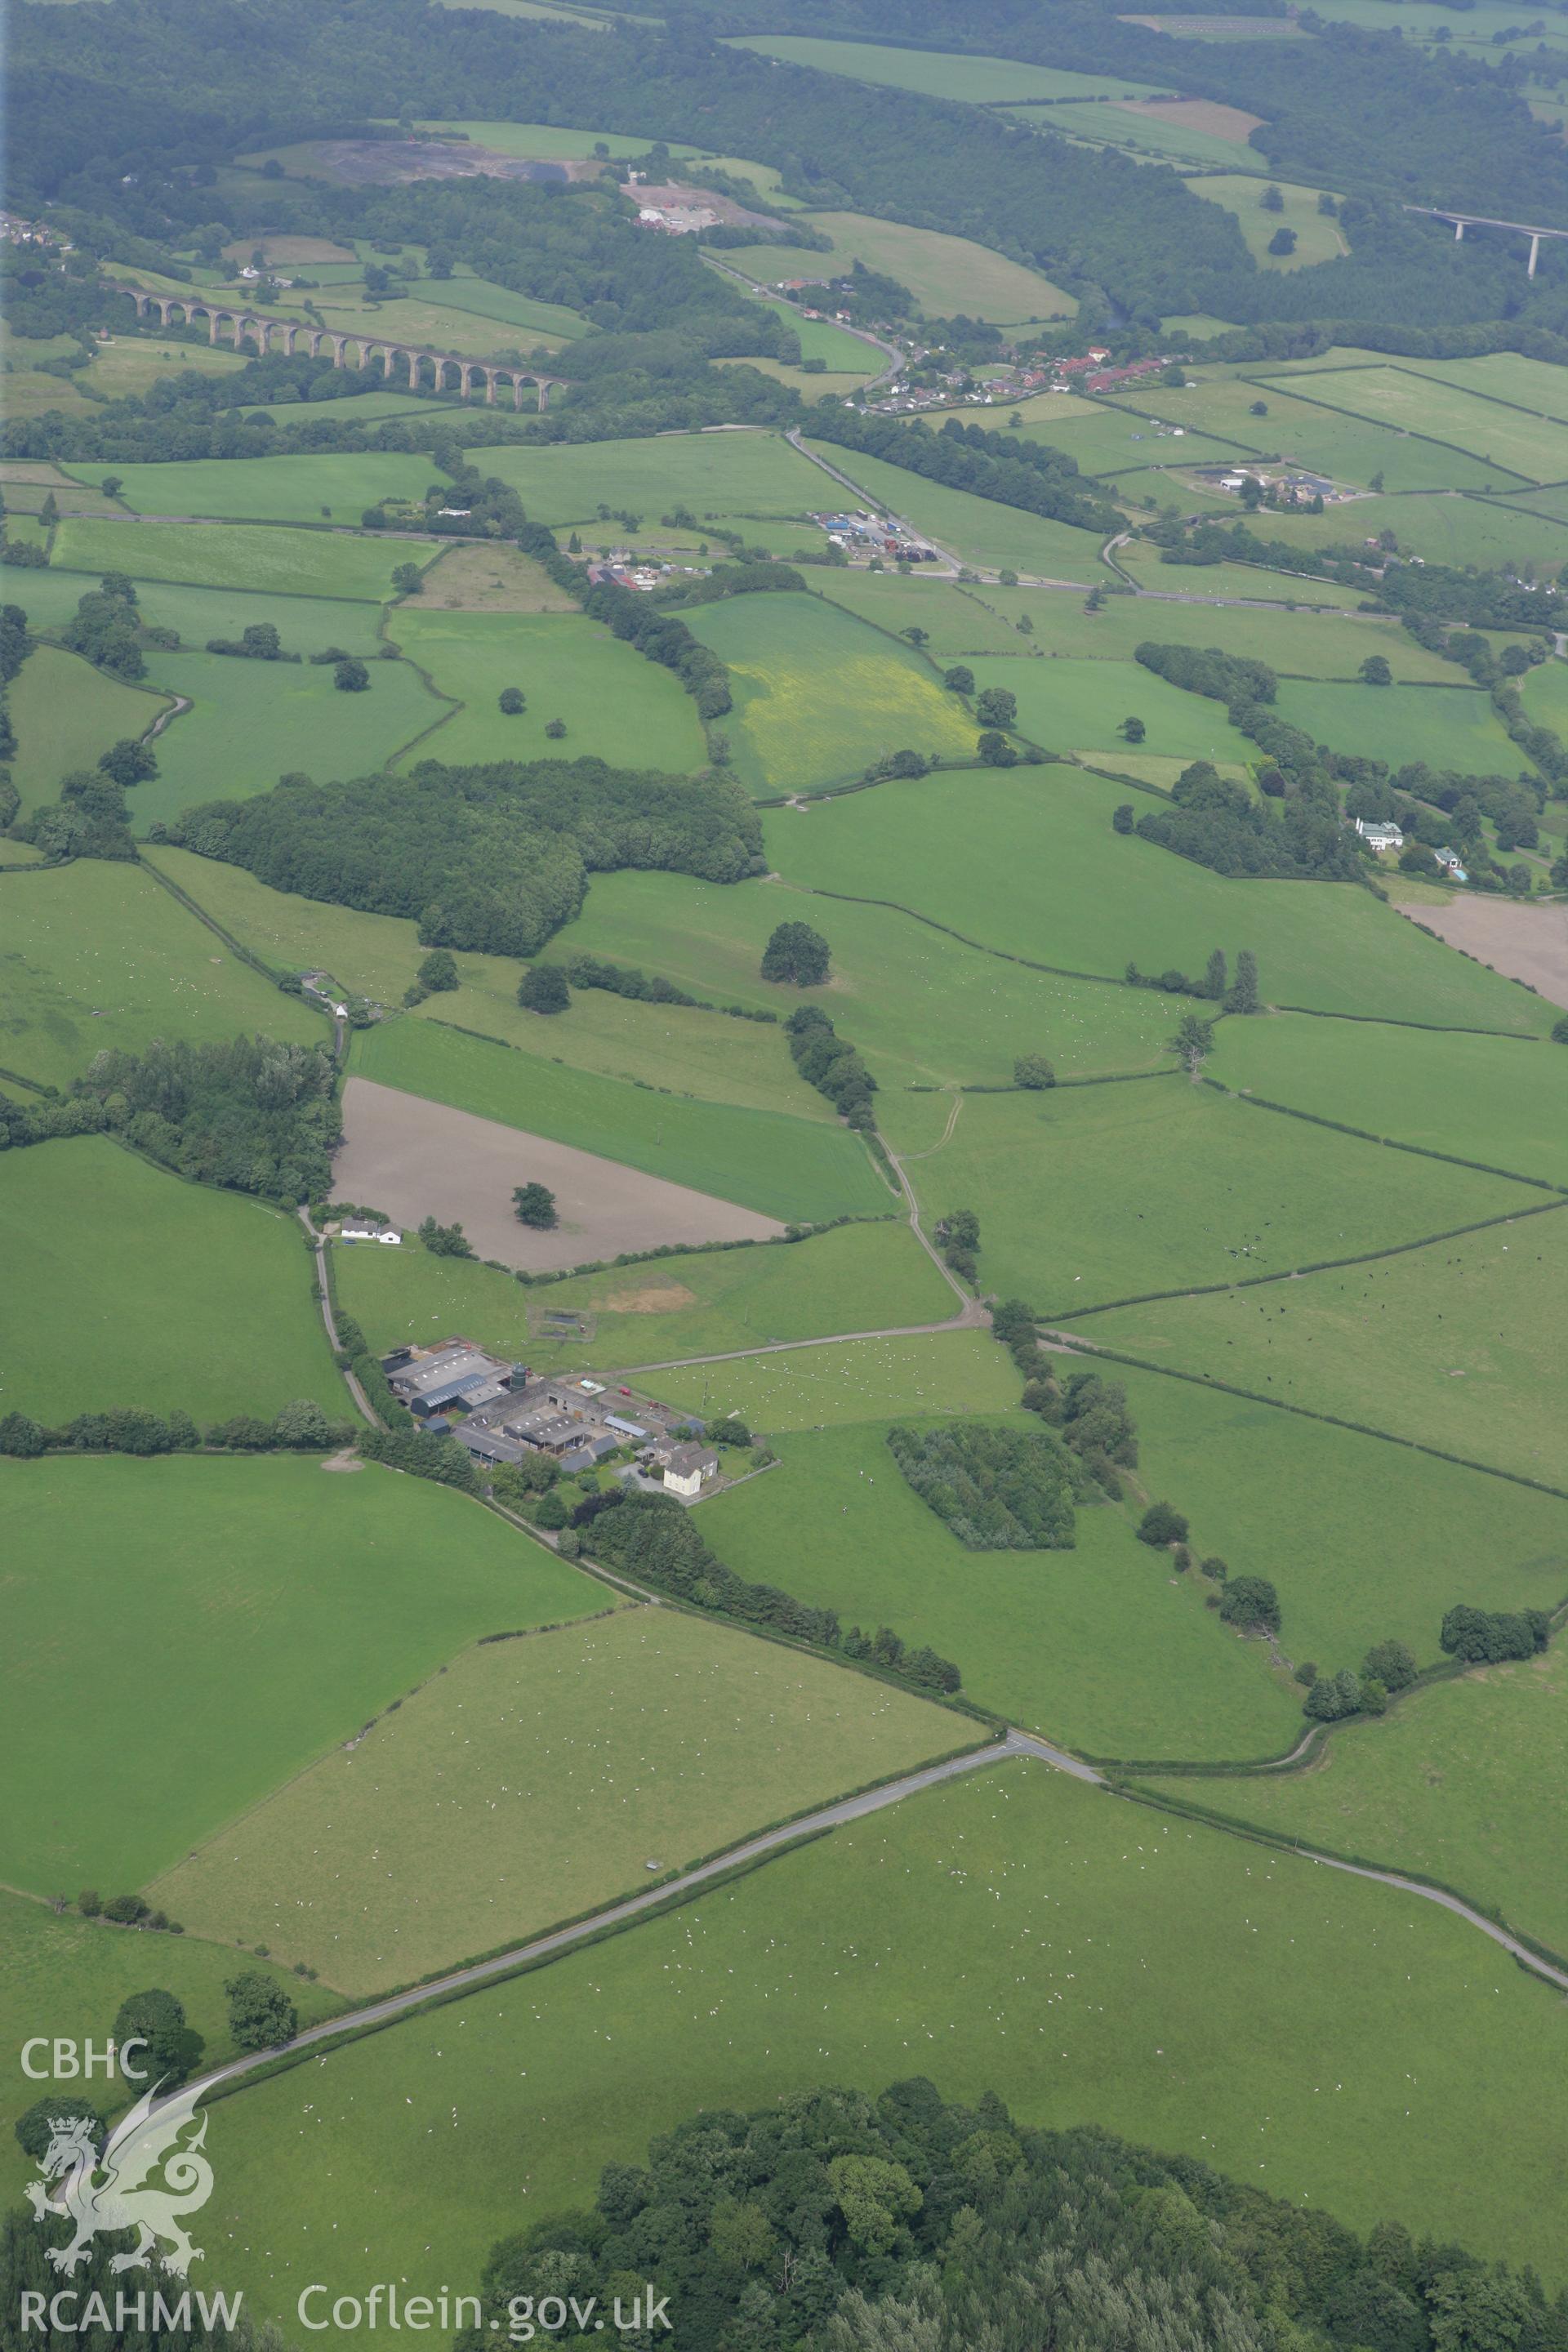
[600,1281,698,1313]
[418,541,577,612]
[1391,893,1568,1009]
[303,139,595,187]
[1120,13,1305,33]
[334,1077,784,1270]
[1115,96,1267,138]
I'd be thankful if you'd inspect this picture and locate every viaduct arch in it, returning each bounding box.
[109,286,562,408]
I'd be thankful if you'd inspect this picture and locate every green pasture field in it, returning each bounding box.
[1240,492,1568,573]
[684,592,976,795]
[981,582,1459,678]
[0,371,98,421]
[0,858,324,1089]
[299,291,573,359]
[154,1607,959,1992]
[703,1418,1297,1758]
[60,452,443,524]
[420,267,588,340]
[1112,546,1373,605]
[814,571,1028,654]
[1119,381,1508,492]
[721,212,1076,323]
[1023,99,1267,172]
[50,514,428,599]
[1272,677,1517,773]
[1518,653,1568,737]
[1110,1363,1568,1673]
[0,1454,597,1895]
[901,1076,1530,1315]
[421,971,828,1119]
[350,1018,891,1224]
[763,768,1553,1035]
[1181,175,1345,269]
[714,356,875,399]
[1020,411,1248,477]
[80,335,248,399]
[1398,351,1568,426]
[1079,1209,1568,1486]
[233,389,439,426]
[1210,1014,1568,1188]
[0,461,118,517]
[20,565,386,657]
[0,1139,341,1425]
[468,428,826,524]
[132,646,440,827]
[203,1761,1568,2321]
[965,651,1256,764]
[650,1330,1023,1431]
[1142,1642,1568,1957]
[143,845,427,1001]
[1253,368,1568,482]
[800,440,1109,578]
[387,607,706,774]
[1499,483,1568,524]
[431,0,610,20]
[737,293,877,373]
[7,644,170,817]
[551,866,1179,1091]
[726,34,1170,101]
[413,118,703,163]
[0,1893,342,2209]
[0,514,51,551]
[336,1214,951,1371]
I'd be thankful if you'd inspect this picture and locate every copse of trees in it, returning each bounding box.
[586,1488,961,1695]
[1440,1603,1551,1662]
[160,755,764,961]
[784,1004,876,1125]
[69,1033,338,1202]
[812,408,1120,539]
[886,1421,1084,1551]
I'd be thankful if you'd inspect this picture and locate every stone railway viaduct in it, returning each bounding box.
[113,285,564,409]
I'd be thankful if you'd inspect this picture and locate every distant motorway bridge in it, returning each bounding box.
[108,283,564,409]
[1405,205,1568,278]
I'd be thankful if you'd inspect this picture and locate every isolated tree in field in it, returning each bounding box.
[902,626,929,648]
[16,2096,102,2163]
[1120,716,1145,743]
[1226,949,1260,1014]
[416,947,458,993]
[1170,1010,1215,1072]
[518,964,570,1014]
[545,718,566,738]
[1218,1575,1281,1634]
[1202,947,1227,1000]
[513,1182,558,1229]
[333,657,369,692]
[942,664,974,694]
[1267,228,1297,256]
[977,730,1017,767]
[114,1989,199,2087]
[1250,399,1268,416]
[1085,586,1106,612]
[1014,1054,1055,1089]
[97,737,158,788]
[1359,653,1392,686]
[224,1971,296,2054]
[1112,803,1134,835]
[761,920,831,987]
[39,492,59,526]
[390,562,422,595]
[974,685,1017,728]
[1138,1501,1188,1548]
[1261,184,1285,212]
[498,686,526,715]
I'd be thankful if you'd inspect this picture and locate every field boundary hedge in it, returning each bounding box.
[1048,1193,1568,1321]
[1037,1331,1568,1503]
[1198,1071,1563,1192]
[1113,1779,1568,1983]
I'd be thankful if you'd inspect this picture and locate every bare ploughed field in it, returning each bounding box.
[1113,96,1267,138]
[1392,893,1568,1009]
[308,139,594,186]
[336,1078,783,1271]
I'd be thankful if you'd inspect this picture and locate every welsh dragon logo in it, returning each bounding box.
[25,2081,215,2278]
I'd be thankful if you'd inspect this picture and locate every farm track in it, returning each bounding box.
[173,1722,1568,2127]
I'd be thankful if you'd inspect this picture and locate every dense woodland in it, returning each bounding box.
[161,758,765,958]
[457,2078,1568,2352]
